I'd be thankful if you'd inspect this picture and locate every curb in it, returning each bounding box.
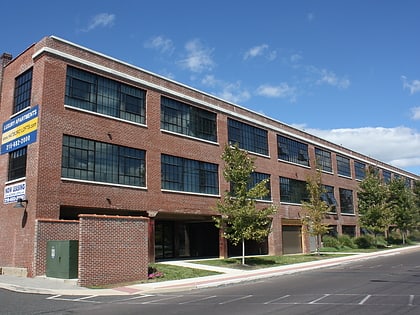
[1,245,419,296]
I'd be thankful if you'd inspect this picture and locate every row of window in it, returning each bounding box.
[9,134,352,215]
[279,177,354,214]
[11,66,412,188]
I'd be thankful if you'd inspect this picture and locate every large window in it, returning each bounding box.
[382,170,391,183]
[339,188,354,214]
[161,96,217,142]
[336,155,351,177]
[354,161,366,180]
[277,135,309,166]
[65,66,146,124]
[62,135,145,187]
[161,154,219,195]
[279,177,308,204]
[228,118,268,155]
[321,185,337,212]
[8,147,27,180]
[251,172,271,201]
[315,148,332,172]
[13,68,33,114]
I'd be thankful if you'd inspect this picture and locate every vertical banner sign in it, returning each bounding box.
[1,105,39,154]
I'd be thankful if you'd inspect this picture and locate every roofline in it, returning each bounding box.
[31,36,419,180]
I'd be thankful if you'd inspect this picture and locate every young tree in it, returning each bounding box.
[357,167,392,237]
[214,144,276,265]
[388,178,416,244]
[301,168,331,254]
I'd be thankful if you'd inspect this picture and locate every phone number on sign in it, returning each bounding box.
[5,135,31,151]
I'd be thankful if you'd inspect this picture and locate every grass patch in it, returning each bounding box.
[193,253,347,270]
[145,263,221,283]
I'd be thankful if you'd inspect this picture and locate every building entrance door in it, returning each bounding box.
[282,225,302,254]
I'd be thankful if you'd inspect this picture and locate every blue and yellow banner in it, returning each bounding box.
[1,105,39,154]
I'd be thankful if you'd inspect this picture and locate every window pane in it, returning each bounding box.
[279,177,308,204]
[354,161,366,180]
[336,155,351,177]
[250,172,271,200]
[65,66,146,124]
[228,118,268,155]
[62,135,145,186]
[277,135,309,166]
[13,69,33,113]
[315,148,332,172]
[161,154,219,195]
[8,147,27,180]
[161,96,217,142]
[339,188,354,214]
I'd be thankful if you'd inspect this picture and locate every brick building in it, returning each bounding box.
[0,36,418,284]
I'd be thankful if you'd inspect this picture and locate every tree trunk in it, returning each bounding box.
[316,234,321,255]
[242,238,245,265]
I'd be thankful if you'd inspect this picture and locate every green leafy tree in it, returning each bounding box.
[301,168,331,254]
[358,167,392,237]
[388,178,416,244]
[412,180,420,231]
[214,144,276,265]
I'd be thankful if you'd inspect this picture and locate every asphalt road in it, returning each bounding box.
[1,249,420,315]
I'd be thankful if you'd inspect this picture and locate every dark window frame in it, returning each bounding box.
[339,188,354,214]
[8,147,27,181]
[315,148,332,173]
[62,135,146,187]
[354,161,366,180]
[161,154,219,195]
[336,155,351,177]
[13,68,33,114]
[279,177,309,204]
[321,185,337,213]
[382,169,391,183]
[250,172,271,201]
[65,66,146,124]
[160,96,217,142]
[277,135,309,167]
[228,118,268,156]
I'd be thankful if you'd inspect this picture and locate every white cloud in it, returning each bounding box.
[145,36,174,54]
[402,75,420,94]
[256,83,297,102]
[244,44,277,61]
[244,44,268,60]
[201,75,250,104]
[218,83,251,104]
[316,69,350,89]
[290,53,303,63]
[300,125,420,173]
[178,39,215,73]
[411,107,420,120]
[83,13,115,32]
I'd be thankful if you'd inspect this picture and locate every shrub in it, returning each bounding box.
[337,235,356,249]
[354,235,375,249]
[322,235,340,248]
[374,235,388,248]
[408,230,420,242]
[387,231,403,245]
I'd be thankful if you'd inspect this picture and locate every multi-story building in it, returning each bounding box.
[1,36,418,282]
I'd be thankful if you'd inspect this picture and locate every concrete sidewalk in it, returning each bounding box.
[1,245,419,296]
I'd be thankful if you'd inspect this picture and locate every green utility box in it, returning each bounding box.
[46,240,79,279]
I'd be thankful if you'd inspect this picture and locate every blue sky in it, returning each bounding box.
[2,0,420,174]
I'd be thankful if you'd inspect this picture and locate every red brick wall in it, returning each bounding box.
[34,219,79,276]
[78,215,149,287]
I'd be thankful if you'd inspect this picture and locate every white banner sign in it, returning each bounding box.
[4,181,26,204]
